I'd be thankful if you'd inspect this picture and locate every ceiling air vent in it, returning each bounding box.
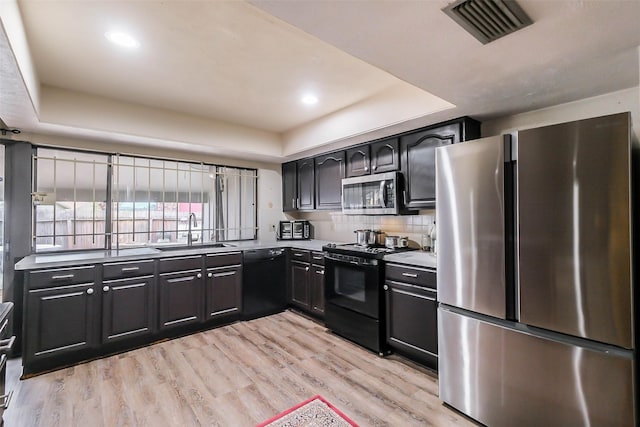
[443,0,532,44]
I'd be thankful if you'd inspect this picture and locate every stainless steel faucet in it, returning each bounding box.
[187,212,197,246]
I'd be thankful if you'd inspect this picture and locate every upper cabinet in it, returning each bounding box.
[282,159,315,212]
[282,161,297,212]
[281,117,480,213]
[400,118,480,210]
[345,137,399,177]
[315,152,345,210]
[297,158,315,210]
[370,138,399,174]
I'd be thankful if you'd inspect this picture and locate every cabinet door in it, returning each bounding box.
[385,281,438,368]
[282,161,298,212]
[370,138,399,173]
[345,146,370,177]
[400,124,459,209]
[102,275,155,344]
[25,282,97,362]
[315,152,345,210]
[205,265,242,321]
[310,265,325,317]
[158,269,204,331]
[290,261,310,309]
[297,159,315,210]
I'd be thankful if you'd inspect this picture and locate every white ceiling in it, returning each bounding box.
[1,0,639,162]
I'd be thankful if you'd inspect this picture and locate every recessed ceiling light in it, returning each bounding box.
[301,94,318,105]
[105,31,139,49]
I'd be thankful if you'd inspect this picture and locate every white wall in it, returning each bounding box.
[483,86,640,142]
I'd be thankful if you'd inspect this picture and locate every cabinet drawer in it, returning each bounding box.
[290,249,310,262]
[29,265,96,289]
[205,252,242,268]
[158,256,202,273]
[386,263,436,289]
[310,252,325,265]
[103,260,155,280]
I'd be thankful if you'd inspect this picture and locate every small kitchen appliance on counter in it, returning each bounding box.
[277,220,310,240]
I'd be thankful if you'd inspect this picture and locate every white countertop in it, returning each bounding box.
[15,239,340,271]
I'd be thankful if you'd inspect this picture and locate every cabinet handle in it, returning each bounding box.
[383,284,389,291]
[292,198,296,209]
[51,274,74,280]
[293,253,304,257]
[0,390,12,410]
[86,288,94,295]
[121,267,139,272]
[372,164,377,170]
[197,273,202,279]
[403,190,407,205]
[364,166,369,171]
[103,286,110,292]
[305,266,309,271]
[312,256,323,260]
[402,272,418,278]
[0,336,16,352]
[317,270,324,275]
[207,272,213,278]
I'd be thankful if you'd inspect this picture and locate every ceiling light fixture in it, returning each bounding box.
[105,31,140,49]
[301,94,318,105]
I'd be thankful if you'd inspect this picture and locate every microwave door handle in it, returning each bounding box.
[380,180,387,208]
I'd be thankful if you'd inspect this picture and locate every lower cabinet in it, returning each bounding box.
[102,275,155,344]
[205,265,242,321]
[309,263,325,317]
[385,263,438,369]
[290,260,310,310]
[289,250,325,319]
[158,269,204,331]
[25,282,98,365]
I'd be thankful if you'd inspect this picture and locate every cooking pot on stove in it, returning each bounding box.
[354,229,374,246]
[385,235,409,249]
[354,229,385,246]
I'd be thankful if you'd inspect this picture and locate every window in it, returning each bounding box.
[32,148,257,252]
[33,149,109,251]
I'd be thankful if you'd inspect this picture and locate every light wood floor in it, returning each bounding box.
[4,311,477,426]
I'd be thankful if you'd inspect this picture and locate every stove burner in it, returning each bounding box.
[323,243,414,259]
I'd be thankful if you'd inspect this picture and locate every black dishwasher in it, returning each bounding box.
[242,248,287,320]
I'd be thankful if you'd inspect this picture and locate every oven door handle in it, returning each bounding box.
[325,255,375,267]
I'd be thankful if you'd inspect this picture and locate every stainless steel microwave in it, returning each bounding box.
[341,171,405,215]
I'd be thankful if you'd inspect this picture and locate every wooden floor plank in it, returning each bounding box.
[4,311,477,427]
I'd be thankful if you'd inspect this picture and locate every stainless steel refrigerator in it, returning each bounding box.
[435,112,635,426]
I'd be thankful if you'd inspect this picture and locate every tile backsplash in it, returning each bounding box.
[286,210,435,248]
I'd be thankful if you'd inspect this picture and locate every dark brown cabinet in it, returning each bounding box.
[385,263,438,369]
[370,138,399,174]
[205,252,242,322]
[102,260,155,344]
[282,161,298,212]
[102,275,155,345]
[400,118,480,209]
[315,152,345,210]
[289,249,310,310]
[346,146,370,177]
[309,252,325,317]
[25,279,98,365]
[345,138,399,178]
[297,159,315,210]
[158,256,204,331]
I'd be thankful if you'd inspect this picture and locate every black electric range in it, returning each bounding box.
[322,243,415,355]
